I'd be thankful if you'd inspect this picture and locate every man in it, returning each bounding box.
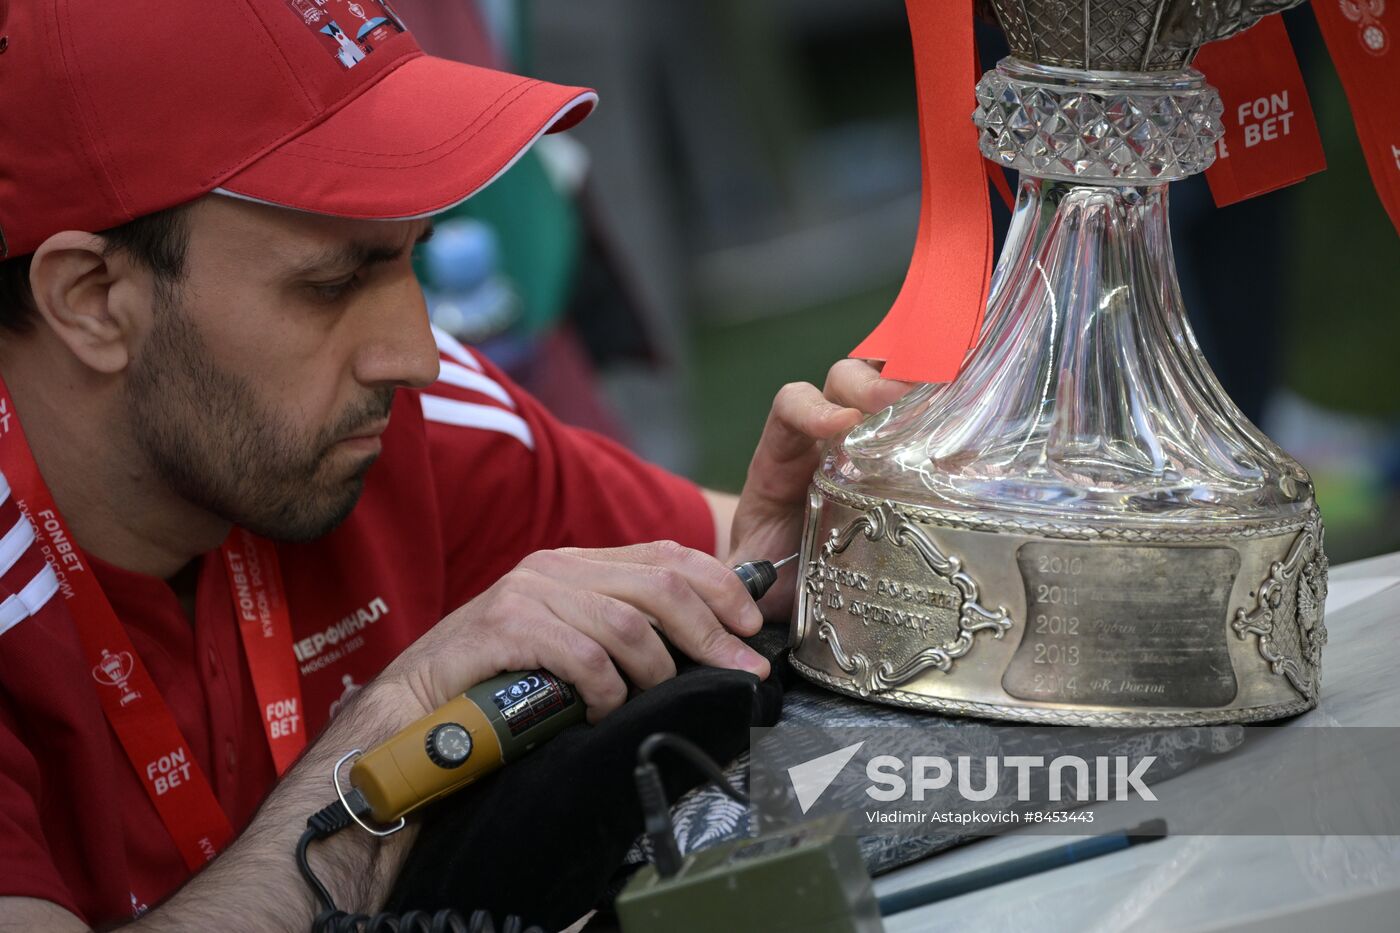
[0,1,908,930]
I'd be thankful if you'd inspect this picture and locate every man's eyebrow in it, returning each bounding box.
[286,223,435,277]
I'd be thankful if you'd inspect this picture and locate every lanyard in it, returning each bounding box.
[218,529,306,775]
[0,377,307,870]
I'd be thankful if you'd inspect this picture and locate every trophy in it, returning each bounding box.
[792,0,1328,725]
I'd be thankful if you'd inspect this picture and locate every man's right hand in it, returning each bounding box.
[376,540,771,724]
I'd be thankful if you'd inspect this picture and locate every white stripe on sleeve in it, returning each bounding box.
[419,395,535,451]
[432,326,484,371]
[434,361,516,410]
[0,564,59,638]
[0,513,36,579]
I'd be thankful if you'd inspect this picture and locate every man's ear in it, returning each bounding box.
[28,231,143,374]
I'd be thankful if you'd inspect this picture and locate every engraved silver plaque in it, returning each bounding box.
[794,490,1323,726]
[1002,543,1239,708]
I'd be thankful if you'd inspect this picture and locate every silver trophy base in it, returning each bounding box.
[792,476,1328,726]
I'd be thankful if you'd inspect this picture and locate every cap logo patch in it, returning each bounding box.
[283,0,406,70]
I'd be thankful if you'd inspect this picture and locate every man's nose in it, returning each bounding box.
[353,281,441,390]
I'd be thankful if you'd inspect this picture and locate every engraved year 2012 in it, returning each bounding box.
[1033,614,1079,636]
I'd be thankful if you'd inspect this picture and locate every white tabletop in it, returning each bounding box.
[873,552,1400,933]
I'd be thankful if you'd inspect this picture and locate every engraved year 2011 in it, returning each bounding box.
[1035,584,1079,606]
[1033,614,1079,636]
[1033,644,1080,666]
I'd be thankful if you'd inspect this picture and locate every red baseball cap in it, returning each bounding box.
[0,0,596,259]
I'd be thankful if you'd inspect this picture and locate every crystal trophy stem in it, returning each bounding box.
[791,7,1326,725]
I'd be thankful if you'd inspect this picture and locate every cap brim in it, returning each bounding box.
[214,54,596,220]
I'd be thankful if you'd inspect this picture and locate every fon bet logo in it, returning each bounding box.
[92,648,142,707]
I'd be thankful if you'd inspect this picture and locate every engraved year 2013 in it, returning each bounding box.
[1032,643,1080,665]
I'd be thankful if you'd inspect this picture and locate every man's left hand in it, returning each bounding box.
[727,359,913,620]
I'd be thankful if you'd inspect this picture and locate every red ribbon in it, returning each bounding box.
[850,0,992,384]
[1312,0,1400,236]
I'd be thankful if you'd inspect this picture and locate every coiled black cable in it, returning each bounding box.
[297,797,545,933]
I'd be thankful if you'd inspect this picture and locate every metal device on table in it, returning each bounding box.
[793,0,1328,726]
[616,789,1165,933]
[617,817,882,933]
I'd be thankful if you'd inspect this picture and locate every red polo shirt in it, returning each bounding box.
[0,332,714,925]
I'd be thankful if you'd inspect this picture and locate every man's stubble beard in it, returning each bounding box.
[126,295,394,543]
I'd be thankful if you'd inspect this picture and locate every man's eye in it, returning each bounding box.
[308,276,362,301]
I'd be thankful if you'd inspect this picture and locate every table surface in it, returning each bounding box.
[872,551,1400,933]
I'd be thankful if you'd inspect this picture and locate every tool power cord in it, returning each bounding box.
[297,731,744,932]
[296,791,543,933]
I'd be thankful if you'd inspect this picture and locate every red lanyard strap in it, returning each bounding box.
[0,376,306,870]
[220,529,305,775]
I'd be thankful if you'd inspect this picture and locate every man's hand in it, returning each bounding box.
[727,359,913,618]
[378,540,770,722]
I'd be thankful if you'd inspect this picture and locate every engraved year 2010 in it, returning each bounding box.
[1033,614,1079,636]
[1033,644,1080,666]
[1036,555,1083,575]
[1035,584,1079,606]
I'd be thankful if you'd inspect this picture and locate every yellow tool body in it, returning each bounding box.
[350,670,584,823]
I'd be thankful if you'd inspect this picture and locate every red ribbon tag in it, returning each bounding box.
[1311,0,1400,236]
[850,0,992,384]
[1198,15,1327,206]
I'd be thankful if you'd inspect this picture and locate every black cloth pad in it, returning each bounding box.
[385,666,784,930]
